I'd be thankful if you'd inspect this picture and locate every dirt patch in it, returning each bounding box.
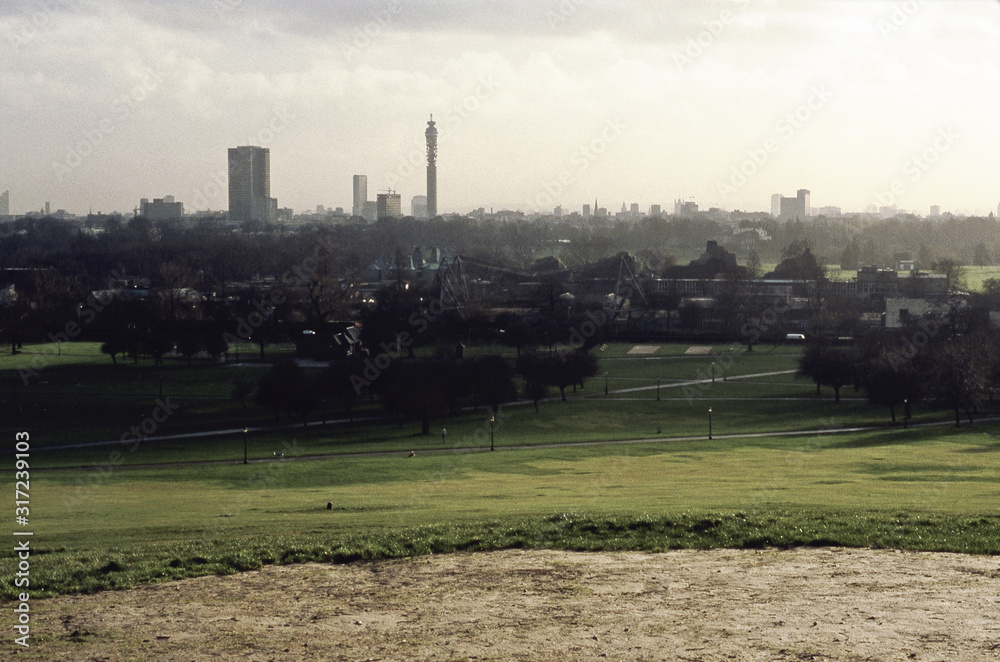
[10,548,1000,661]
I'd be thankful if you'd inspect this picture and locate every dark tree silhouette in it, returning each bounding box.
[797,342,856,402]
[469,355,518,414]
[927,332,996,427]
[230,373,255,409]
[376,360,450,435]
[856,332,925,424]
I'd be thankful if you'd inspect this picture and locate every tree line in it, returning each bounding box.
[798,309,999,426]
[248,349,599,435]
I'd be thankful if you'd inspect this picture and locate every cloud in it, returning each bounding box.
[1,0,999,215]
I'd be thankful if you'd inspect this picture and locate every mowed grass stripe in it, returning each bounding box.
[4,425,999,599]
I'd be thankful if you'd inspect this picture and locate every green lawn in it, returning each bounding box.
[5,421,1000,600]
[962,265,1000,292]
[3,341,1000,602]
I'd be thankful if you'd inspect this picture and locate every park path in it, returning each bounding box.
[28,414,992,474]
[27,369,797,452]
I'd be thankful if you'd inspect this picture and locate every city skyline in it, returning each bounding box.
[2,1,999,217]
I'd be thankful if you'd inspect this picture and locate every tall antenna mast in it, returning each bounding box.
[425,115,438,218]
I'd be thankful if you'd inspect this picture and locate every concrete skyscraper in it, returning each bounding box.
[353,175,367,218]
[376,192,401,220]
[228,146,275,224]
[0,190,9,218]
[773,189,810,219]
[425,115,438,218]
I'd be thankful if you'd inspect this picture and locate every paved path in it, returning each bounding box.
[27,415,994,473]
[26,369,799,452]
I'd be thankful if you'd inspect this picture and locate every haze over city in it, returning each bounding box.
[2,0,999,217]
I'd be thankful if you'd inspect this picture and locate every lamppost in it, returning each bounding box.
[243,427,248,464]
[489,416,495,451]
[441,428,447,445]
[708,407,713,440]
[711,361,715,383]
[604,371,609,396]
[903,399,909,428]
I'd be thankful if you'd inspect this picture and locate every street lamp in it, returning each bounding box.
[441,428,447,445]
[712,361,715,383]
[708,407,713,440]
[489,416,495,451]
[604,371,609,396]
[903,399,909,428]
[243,427,248,464]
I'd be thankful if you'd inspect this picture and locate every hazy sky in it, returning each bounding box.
[2,0,999,217]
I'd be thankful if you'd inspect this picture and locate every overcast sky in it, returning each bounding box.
[2,0,998,217]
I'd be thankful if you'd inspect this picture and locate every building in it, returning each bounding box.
[411,195,428,219]
[228,146,275,224]
[352,175,367,218]
[674,199,698,215]
[929,205,941,217]
[140,195,184,221]
[582,204,591,218]
[0,190,8,219]
[774,189,810,219]
[376,192,401,220]
[649,204,661,217]
[425,115,438,218]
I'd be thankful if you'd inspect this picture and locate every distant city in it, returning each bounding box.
[2,115,998,225]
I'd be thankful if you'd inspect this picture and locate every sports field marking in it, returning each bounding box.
[627,345,661,355]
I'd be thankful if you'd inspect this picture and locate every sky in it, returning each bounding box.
[2,0,999,218]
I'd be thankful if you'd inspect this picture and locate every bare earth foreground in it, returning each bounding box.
[9,548,1000,661]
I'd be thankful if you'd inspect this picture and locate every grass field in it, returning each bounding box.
[823,265,1000,291]
[961,265,1000,292]
[3,341,1000,601]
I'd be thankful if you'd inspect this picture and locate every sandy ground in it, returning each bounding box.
[9,547,1000,661]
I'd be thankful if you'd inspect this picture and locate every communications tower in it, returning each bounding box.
[425,115,438,218]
